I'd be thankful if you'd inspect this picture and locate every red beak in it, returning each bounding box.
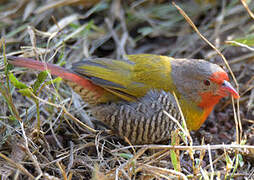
[220,80,240,99]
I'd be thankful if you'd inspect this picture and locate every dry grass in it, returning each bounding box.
[0,0,254,179]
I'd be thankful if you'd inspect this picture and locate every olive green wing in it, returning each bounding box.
[71,54,176,101]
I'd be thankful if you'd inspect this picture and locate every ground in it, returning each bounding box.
[0,0,253,179]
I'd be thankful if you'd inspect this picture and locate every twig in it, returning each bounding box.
[0,152,35,179]
[225,40,254,51]
[204,153,225,170]
[20,121,43,178]
[56,161,68,180]
[208,144,214,179]
[113,144,254,152]
[139,164,188,180]
[240,0,254,20]
[173,92,192,145]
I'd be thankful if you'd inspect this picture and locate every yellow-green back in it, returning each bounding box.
[72,54,177,101]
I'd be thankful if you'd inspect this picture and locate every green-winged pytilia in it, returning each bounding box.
[7,54,239,144]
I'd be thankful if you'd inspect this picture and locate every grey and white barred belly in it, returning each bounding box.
[92,90,182,144]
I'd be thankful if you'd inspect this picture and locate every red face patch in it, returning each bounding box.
[209,71,229,85]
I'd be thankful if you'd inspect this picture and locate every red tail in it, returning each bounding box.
[7,56,113,104]
[8,56,80,81]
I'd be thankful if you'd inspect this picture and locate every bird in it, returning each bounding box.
[7,54,239,144]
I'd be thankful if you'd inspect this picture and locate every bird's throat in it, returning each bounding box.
[192,92,224,130]
[181,92,222,131]
[198,92,222,109]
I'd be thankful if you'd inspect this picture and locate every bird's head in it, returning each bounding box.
[171,59,239,130]
[171,59,239,109]
[197,70,239,109]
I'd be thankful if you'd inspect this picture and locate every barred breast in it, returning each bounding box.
[92,90,182,144]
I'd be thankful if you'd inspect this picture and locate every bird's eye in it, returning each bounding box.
[203,79,211,86]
